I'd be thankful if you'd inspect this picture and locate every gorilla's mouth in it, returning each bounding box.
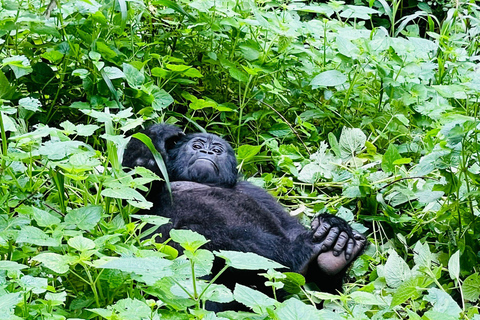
[193,158,219,174]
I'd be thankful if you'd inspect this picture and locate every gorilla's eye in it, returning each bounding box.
[192,143,202,150]
[212,148,222,154]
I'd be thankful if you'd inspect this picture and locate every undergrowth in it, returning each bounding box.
[0,0,479,319]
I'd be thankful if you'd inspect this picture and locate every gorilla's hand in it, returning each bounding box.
[122,124,184,173]
[311,214,366,275]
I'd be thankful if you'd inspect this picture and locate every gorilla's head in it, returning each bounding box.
[167,133,238,188]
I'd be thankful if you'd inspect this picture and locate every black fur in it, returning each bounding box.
[123,124,366,309]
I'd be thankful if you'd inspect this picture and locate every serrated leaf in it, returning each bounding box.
[384,251,411,288]
[233,284,276,313]
[170,229,209,252]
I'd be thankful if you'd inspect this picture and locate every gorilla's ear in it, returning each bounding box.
[122,124,185,173]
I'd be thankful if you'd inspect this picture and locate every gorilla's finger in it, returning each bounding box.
[313,220,331,241]
[332,231,349,256]
[321,227,340,251]
[311,217,319,230]
[344,238,355,260]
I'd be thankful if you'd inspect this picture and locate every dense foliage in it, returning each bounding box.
[0,0,479,318]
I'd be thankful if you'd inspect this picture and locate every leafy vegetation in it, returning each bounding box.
[0,0,479,318]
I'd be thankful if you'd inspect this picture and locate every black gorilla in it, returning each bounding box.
[123,124,366,306]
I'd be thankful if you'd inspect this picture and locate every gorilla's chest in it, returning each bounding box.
[156,183,286,235]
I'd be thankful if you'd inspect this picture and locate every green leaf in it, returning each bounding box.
[64,205,102,230]
[34,253,75,274]
[30,207,61,227]
[339,127,366,160]
[97,257,173,285]
[237,145,262,162]
[0,261,28,271]
[170,229,209,252]
[233,284,276,313]
[382,144,401,173]
[130,215,170,226]
[424,288,461,317]
[448,250,460,280]
[268,123,291,138]
[16,226,61,247]
[384,251,411,288]
[310,70,347,88]
[68,236,96,251]
[0,293,22,314]
[350,291,388,306]
[215,251,284,270]
[391,276,430,307]
[19,97,42,112]
[3,55,33,78]
[463,273,480,302]
[273,298,320,319]
[19,275,48,294]
[123,63,145,89]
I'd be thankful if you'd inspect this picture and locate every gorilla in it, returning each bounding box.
[122,124,366,308]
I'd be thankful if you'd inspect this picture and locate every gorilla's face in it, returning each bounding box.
[167,133,238,187]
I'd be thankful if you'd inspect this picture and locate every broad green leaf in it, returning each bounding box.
[391,276,431,307]
[237,145,262,162]
[68,236,96,251]
[97,257,173,285]
[64,205,102,230]
[123,63,145,89]
[215,250,284,270]
[185,249,214,277]
[170,229,209,252]
[268,123,290,138]
[30,207,61,227]
[463,273,480,302]
[310,70,347,88]
[3,55,33,78]
[339,127,366,160]
[0,293,22,314]
[413,241,436,269]
[19,275,48,294]
[19,97,42,112]
[424,288,461,317]
[34,252,75,274]
[273,298,320,319]
[16,226,61,247]
[0,261,28,271]
[384,251,411,288]
[103,66,125,80]
[233,284,276,313]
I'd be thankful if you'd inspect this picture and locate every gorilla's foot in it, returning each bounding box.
[316,231,366,276]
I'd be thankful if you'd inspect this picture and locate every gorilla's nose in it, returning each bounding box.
[200,149,214,155]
